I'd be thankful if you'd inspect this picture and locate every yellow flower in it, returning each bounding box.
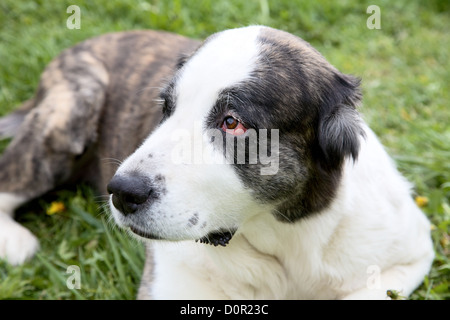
[47,201,66,215]
[415,196,429,208]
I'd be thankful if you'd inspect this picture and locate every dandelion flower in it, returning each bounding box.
[47,201,66,215]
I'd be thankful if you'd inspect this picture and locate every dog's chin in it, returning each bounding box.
[129,225,164,240]
[128,224,236,247]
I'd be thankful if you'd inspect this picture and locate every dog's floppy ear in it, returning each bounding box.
[317,73,364,169]
[277,73,364,220]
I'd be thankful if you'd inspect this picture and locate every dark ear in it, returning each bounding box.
[318,73,364,168]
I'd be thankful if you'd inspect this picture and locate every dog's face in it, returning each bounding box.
[107,26,363,245]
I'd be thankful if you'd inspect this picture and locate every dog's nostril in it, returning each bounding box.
[111,193,141,215]
[107,173,153,215]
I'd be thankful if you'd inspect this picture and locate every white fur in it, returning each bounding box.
[110,26,434,299]
[0,193,39,265]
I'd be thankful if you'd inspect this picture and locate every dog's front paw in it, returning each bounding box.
[0,213,39,265]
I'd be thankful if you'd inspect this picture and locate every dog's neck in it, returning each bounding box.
[203,201,344,299]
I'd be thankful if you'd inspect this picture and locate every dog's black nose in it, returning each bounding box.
[107,174,153,215]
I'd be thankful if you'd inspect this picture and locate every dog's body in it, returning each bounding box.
[0,26,433,299]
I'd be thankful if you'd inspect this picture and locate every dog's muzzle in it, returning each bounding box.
[107,172,237,246]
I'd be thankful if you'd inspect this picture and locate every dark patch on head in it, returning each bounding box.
[205,27,364,222]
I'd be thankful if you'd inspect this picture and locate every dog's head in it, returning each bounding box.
[107,26,364,245]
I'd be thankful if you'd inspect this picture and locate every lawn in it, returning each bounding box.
[0,0,448,300]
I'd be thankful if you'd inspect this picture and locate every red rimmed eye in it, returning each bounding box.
[221,116,247,135]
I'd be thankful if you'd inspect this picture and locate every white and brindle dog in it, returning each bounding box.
[0,26,434,299]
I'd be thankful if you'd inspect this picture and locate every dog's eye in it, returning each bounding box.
[221,116,247,135]
[224,116,238,129]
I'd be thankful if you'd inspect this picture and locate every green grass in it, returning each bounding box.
[0,0,449,299]
[0,187,145,299]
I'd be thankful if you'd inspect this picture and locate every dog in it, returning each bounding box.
[0,26,433,299]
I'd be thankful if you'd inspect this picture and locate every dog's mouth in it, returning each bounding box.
[129,225,236,247]
[129,225,163,240]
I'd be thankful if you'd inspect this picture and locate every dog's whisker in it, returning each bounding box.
[94,194,110,201]
[101,157,122,163]
[153,98,165,104]
[101,157,123,167]
[272,208,293,223]
[97,200,111,213]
